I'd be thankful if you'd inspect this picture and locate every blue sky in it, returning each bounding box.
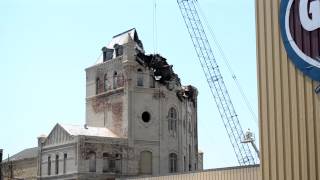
[0,0,258,169]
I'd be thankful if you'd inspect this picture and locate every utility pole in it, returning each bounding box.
[10,160,13,180]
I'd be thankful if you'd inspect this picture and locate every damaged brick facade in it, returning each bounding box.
[85,28,202,177]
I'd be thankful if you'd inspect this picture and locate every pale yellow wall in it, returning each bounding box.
[255,0,320,180]
[124,165,260,180]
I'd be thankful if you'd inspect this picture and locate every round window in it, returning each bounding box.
[142,111,151,123]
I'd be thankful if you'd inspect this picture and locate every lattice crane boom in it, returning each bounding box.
[177,0,257,165]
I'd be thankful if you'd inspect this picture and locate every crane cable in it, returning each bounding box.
[195,1,259,125]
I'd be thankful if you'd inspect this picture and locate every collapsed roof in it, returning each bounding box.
[96,28,197,104]
[136,53,181,87]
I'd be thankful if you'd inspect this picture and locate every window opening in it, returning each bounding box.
[142,111,151,123]
[137,69,144,87]
[63,153,67,174]
[48,156,51,175]
[89,152,96,172]
[55,154,59,175]
[169,153,177,173]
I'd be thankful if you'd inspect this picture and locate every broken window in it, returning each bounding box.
[48,156,51,175]
[137,69,144,87]
[168,107,177,131]
[104,74,108,91]
[88,152,96,172]
[55,154,59,175]
[113,72,118,89]
[169,153,177,173]
[96,78,100,94]
[140,151,152,175]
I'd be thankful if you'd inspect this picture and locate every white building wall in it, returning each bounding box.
[40,144,77,178]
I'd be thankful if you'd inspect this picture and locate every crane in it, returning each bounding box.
[177,0,258,165]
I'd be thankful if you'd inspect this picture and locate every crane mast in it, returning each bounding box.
[177,0,256,165]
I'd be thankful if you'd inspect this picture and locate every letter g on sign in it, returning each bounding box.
[299,0,320,31]
[280,0,320,83]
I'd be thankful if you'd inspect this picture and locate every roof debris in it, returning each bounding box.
[136,53,181,87]
[136,53,197,105]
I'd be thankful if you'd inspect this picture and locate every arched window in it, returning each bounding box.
[140,151,152,175]
[168,107,177,131]
[55,154,59,175]
[47,156,51,175]
[104,74,108,91]
[169,153,177,173]
[88,152,96,172]
[63,153,67,174]
[137,69,144,87]
[96,78,100,94]
[113,72,118,89]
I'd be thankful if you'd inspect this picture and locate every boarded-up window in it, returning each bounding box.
[89,152,96,172]
[169,153,178,173]
[140,151,152,175]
